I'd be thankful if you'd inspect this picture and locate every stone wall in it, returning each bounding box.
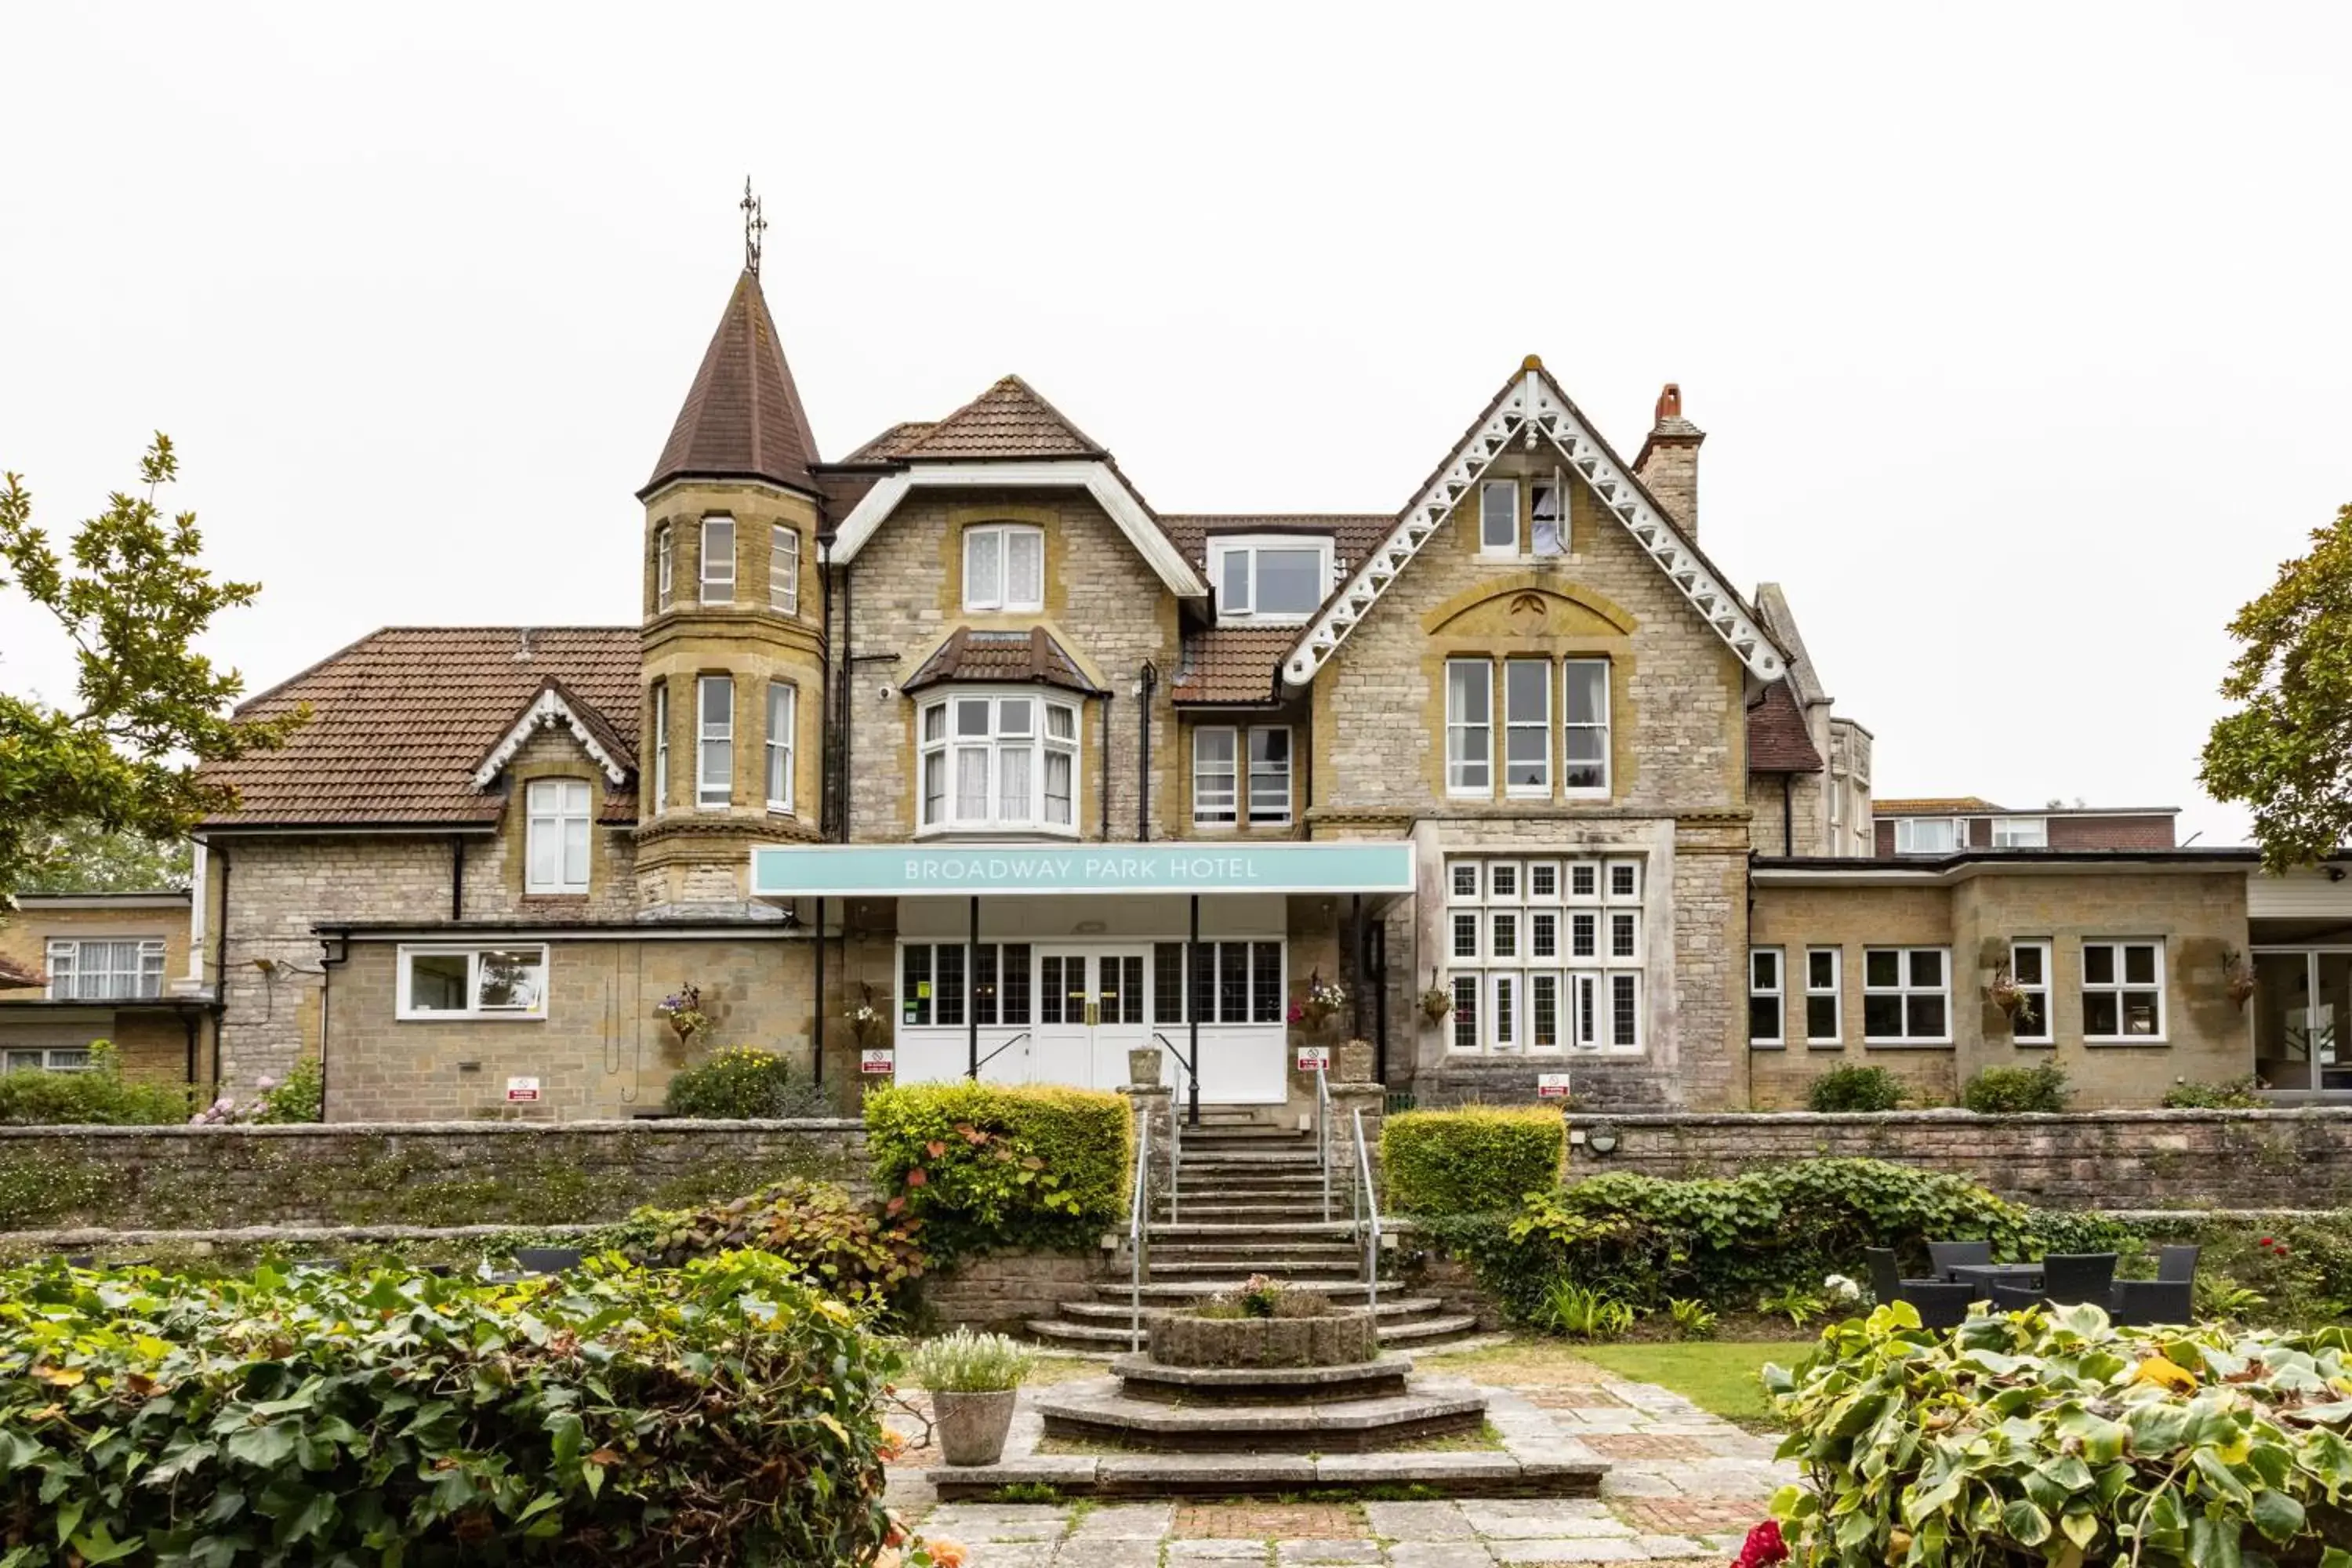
[1566,1108,2352,1210]
[0,1118,868,1233]
[914,1247,1120,1333]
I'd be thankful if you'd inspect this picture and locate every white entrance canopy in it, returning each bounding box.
[751,840,1414,899]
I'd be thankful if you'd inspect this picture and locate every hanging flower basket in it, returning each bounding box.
[1987,964,2037,1032]
[1421,987,1454,1024]
[1289,971,1347,1033]
[846,981,889,1047]
[2223,947,2258,1010]
[657,984,710,1045]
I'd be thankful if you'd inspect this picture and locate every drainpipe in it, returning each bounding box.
[818,541,833,840]
[181,1010,199,1091]
[1135,662,1157,842]
[318,932,349,1123]
[837,561,855,842]
[812,897,826,1090]
[212,844,232,1098]
[1098,691,1114,841]
[1350,893,1365,1040]
[449,834,465,921]
[1783,776,1795,857]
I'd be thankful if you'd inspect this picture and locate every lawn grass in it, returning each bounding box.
[1568,1338,1817,1427]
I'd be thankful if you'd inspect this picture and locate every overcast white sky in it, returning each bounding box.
[5,2,2349,846]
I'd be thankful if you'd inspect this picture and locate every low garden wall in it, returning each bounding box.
[913,1247,1121,1333]
[0,1118,868,1232]
[1568,1107,2352,1209]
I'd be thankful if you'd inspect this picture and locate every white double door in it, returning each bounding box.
[1029,947,1165,1093]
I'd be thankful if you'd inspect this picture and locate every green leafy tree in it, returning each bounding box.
[0,437,303,898]
[13,820,193,893]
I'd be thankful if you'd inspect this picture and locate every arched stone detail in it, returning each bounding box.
[1419,574,1638,638]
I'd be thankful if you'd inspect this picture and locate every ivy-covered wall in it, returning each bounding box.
[0,1119,867,1232]
[1566,1107,2352,1209]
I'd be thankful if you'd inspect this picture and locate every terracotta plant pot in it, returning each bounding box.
[931,1388,1019,1466]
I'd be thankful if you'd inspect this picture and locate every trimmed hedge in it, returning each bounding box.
[1381,1106,1565,1215]
[1769,1301,2352,1566]
[0,1044,187,1126]
[864,1082,1131,1261]
[0,1252,898,1565]
[1806,1064,1905,1113]
[1961,1061,2072,1113]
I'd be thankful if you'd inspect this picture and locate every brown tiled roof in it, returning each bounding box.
[1173,627,1291,706]
[641,270,822,499]
[903,628,1102,696]
[204,627,641,827]
[1746,681,1824,773]
[841,421,936,463]
[1875,797,2002,815]
[1160,517,1392,705]
[898,376,1106,460]
[0,953,44,991]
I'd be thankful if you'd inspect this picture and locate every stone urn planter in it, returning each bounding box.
[1128,1046,1163,1088]
[1151,1308,1378,1369]
[1336,1036,1375,1083]
[931,1388,1019,1466]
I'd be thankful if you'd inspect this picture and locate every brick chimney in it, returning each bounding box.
[1633,383,1705,535]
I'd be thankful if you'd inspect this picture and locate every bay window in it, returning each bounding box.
[964,524,1044,613]
[651,681,669,811]
[524,778,591,895]
[766,681,794,811]
[770,525,800,615]
[696,675,733,808]
[1444,855,1642,1054]
[654,524,673,605]
[919,690,1080,833]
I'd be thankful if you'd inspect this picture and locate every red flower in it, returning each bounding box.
[1732,1519,1788,1568]
[2260,1236,2275,1247]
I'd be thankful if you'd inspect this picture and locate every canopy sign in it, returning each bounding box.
[751,841,1414,898]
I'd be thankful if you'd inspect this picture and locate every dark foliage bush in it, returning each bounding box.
[1381,1105,1564,1214]
[618,1177,924,1304]
[0,1252,898,1566]
[2160,1074,2267,1109]
[664,1044,833,1119]
[864,1082,1131,1261]
[1805,1065,1906,1113]
[1961,1061,2072,1113]
[0,1044,187,1126]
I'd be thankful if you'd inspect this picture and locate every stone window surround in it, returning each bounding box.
[1443,655,1612,802]
[522,779,592,896]
[699,514,735,604]
[769,524,800,615]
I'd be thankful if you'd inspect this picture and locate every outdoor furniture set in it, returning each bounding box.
[1864,1243,2199,1329]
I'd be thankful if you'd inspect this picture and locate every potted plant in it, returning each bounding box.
[1420,969,1453,1025]
[910,1329,1036,1467]
[1290,971,1347,1033]
[1986,964,2037,1032]
[656,983,710,1047]
[2223,947,2258,1010]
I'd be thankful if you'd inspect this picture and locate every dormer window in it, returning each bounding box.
[1209,536,1331,625]
[964,524,1044,613]
[525,779,592,895]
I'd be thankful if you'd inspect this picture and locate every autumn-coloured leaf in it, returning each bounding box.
[885,1196,907,1215]
[925,1141,946,1159]
[34,1365,85,1388]
[586,1448,623,1465]
[1022,1156,1044,1171]
[905,1167,927,1188]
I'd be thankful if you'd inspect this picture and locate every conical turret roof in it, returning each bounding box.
[641,269,821,499]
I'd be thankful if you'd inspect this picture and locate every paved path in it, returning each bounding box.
[891,1361,1798,1566]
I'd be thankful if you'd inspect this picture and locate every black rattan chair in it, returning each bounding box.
[514,1247,583,1276]
[1927,1240,1994,1278]
[1904,1283,1980,1330]
[1864,1247,1943,1303]
[1991,1282,2043,1312]
[2158,1245,2201,1283]
[2112,1279,2194,1326]
[2042,1253,2118,1306]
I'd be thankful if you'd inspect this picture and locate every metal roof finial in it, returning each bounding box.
[739,176,767,277]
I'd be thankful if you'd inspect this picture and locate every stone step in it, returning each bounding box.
[927,1449,1609,1501]
[1158,1203,1356,1223]
[1148,1260,1369,1280]
[1034,1375,1488,1452]
[1146,1221,1359,1240]
[1023,1310,1477,1353]
[1167,1173,1335,1192]
[1175,1127,1316,1145]
[1056,1295,1443,1325]
[1149,1241,1360,1261]
[1373,1312,1483,1345]
[1093,1279,1388,1302]
[1178,1152,1326,1170]
[1109,1351,1417,1403]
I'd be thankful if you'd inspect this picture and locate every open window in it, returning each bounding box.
[1210,536,1330,624]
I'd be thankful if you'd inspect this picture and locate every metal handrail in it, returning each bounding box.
[1352,1106,1381,1316]
[1129,1102,1153,1352]
[1313,1061,1334,1221]
[972,1030,1033,1074]
[1150,1033,1185,1225]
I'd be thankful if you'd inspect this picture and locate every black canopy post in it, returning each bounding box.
[1187,894,1201,1126]
[966,895,981,1079]
[1349,893,1365,1040]
[812,897,826,1088]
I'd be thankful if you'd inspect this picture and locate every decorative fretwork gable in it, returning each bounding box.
[1279,359,1787,689]
[472,678,631,789]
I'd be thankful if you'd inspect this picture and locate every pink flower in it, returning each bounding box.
[1732,1519,1788,1568]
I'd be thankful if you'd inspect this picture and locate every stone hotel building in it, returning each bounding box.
[64,255,2350,1122]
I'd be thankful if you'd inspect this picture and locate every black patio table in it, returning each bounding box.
[1949,1262,2043,1298]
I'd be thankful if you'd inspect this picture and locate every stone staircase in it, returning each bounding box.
[1026,1121,1479,1352]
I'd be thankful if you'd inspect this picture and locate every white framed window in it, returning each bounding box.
[696,675,733,808]
[1805,948,1842,1044]
[1563,659,1610,796]
[964,524,1044,613]
[43,938,165,1001]
[1748,948,1784,1046]
[1504,659,1551,794]
[1530,473,1566,557]
[1993,816,2047,848]
[2,1048,93,1074]
[1210,536,1331,624]
[397,945,548,1020]
[699,516,735,604]
[1192,726,1291,827]
[1443,854,1642,1055]
[766,681,795,811]
[1446,659,1492,794]
[654,524,673,605]
[1479,480,1517,554]
[524,779,591,895]
[2082,939,2164,1040]
[651,681,670,811]
[1893,818,1961,855]
[918,690,1079,833]
[901,942,1040,1029]
[770,525,800,615]
[1863,947,1951,1043]
[2009,938,2053,1044]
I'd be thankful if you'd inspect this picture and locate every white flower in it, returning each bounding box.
[1824,1273,1861,1302]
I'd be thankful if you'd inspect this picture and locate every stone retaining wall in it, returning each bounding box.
[0,1119,868,1232]
[1566,1108,2352,1209]
[915,1247,1120,1333]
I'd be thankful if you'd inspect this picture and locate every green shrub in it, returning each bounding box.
[665,1044,833,1119]
[864,1081,1131,1261]
[0,1251,898,1565]
[617,1177,925,1304]
[0,1042,187,1126]
[254,1056,324,1123]
[1961,1060,2072,1113]
[1666,1296,1719,1339]
[909,1328,1038,1392]
[1540,1280,1635,1340]
[1381,1105,1564,1215]
[1805,1064,1905,1113]
[1767,1301,2352,1567]
[2161,1074,2267,1109]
